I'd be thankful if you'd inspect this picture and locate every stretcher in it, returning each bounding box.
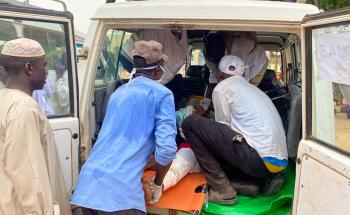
[144,170,207,215]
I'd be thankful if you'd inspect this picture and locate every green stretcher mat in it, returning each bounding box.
[201,164,295,215]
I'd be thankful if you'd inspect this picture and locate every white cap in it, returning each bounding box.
[1,38,45,57]
[219,55,246,76]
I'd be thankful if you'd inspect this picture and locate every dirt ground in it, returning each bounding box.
[335,113,350,152]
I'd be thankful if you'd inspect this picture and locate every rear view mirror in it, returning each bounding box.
[77,45,90,60]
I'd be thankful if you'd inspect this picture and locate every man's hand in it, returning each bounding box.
[194,103,205,115]
[149,179,163,204]
[145,161,172,204]
[142,176,154,203]
[194,98,211,115]
[142,176,164,204]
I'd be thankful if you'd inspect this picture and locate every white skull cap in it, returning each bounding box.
[1,38,45,57]
[219,55,246,76]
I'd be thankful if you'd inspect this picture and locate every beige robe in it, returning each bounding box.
[226,37,269,86]
[0,89,71,215]
[123,29,188,84]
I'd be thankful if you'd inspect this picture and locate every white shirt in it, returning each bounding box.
[212,76,287,160]
[229,37,268,81]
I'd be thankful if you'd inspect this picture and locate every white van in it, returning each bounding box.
[1,0,350,214]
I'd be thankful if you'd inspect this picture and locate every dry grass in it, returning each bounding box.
[335,113,350,152]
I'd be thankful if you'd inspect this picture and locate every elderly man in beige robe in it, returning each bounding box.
[0,38,71,215]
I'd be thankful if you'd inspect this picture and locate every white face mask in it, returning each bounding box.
[154,65,169,84]
[123,65,161,94]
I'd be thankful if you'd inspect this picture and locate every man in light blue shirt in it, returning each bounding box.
[71,40,177,215]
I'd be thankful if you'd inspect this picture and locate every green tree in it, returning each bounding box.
[307,0,350,11]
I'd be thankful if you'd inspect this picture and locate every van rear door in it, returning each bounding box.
[0,4,79,196]
[294,9,350,214]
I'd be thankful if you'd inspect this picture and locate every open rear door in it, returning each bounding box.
[0,3,79,196]
[294,8,350,215]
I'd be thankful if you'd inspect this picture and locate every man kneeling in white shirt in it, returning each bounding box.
[182,55,288,205]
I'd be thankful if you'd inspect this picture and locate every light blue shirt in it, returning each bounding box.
[32,79,54,116]
[71,76,177,212]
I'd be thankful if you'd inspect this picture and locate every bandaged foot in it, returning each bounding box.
[142,176,154,203]
[163,147,201,191]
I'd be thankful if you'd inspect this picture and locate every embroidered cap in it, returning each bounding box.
[1,38,45,57]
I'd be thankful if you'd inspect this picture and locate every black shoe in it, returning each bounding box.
[231,181,261,197]
[208,189,237,205]
[263,173,284,196]
[208,184,237,205]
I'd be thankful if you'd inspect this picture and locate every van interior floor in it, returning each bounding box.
[201,163,295,215]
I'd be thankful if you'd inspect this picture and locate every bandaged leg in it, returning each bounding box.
[163,147,201,191]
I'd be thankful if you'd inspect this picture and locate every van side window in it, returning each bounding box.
[0,18,72,118]
[291,41,301,84]
[95,29,127,86]
[311,24,350,153]
[117,32,133,79]
[190,49,205,66]
[291,41,301,71]
[266,51,282,83]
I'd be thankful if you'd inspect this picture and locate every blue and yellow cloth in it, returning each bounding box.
[262,157,288,173]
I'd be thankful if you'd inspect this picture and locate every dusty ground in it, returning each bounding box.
[335,113,350,152]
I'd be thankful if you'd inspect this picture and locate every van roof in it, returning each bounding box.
[0,0,73,20]
[93,0,319,22]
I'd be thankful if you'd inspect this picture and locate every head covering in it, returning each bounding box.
[229,37,268,81]
[262,69,277,81]
[123,40,168,94]
[1,38,45,57]
[132,40,168,67]
[219,55,247,76]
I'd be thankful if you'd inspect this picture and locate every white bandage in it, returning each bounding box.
[162,148,201,191]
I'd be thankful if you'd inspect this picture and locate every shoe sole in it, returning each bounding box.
[231,182,261,197]
[210,197,237,205]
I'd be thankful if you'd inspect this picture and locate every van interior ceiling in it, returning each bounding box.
[92,28,302,214]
